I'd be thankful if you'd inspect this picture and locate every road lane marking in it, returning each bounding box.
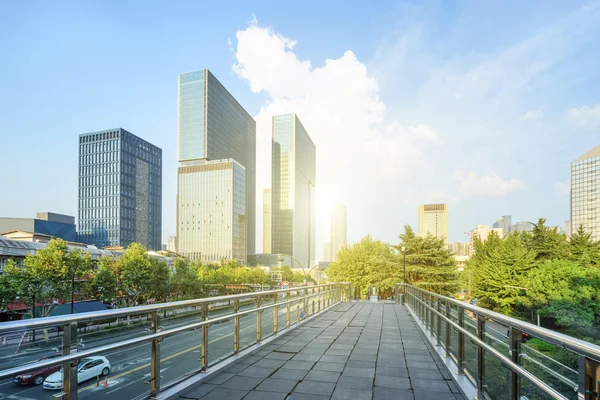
[78,324,255,394]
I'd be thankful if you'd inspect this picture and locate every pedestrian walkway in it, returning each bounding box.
[177,302,466,400]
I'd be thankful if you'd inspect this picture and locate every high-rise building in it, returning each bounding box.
[167,236,177,252]
[271,114,316,270]
[565,220,572,238]
[468,224,503,255]
[571,145,600,241]
[176,69,256,263]
[263,189,272,254]
[418,204,449,244]
[512,221,534,233]
[492,215,512,237]
[330,204,347,262]
[323,242,331,262]
[78,128,162,249]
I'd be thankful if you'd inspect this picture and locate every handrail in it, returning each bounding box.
[399,283,600,362]
[400,283,600,400]
[0,283,340,334]
[0,282,351,400]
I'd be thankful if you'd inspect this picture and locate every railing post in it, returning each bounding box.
[457,306,465,374]
[201,303,208,371]
[296,290,300,322]
[150,311,161,398]
[402,283,406,304]
[273,293,278,335]
[578,355,600,400]
[425,293,430,329]
[256,295,262,343]
[311,287,315,315]
[436,296,442,346]
[429,294,434,337]
[286,291,291,328]
[347,283,352,302]
[233,298,240,353]
[445,302,451,357]
[61,322,78,400]
[318,287,322,311]
[304,288,308,317]
[476,314,485,399]
[510,327,522,400]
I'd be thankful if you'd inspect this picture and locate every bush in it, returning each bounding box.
[526,338,556,354]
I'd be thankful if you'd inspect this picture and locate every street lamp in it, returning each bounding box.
[276,254,318,285]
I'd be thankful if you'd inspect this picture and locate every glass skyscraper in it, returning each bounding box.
[272,114,316,270]
[571,145,600,241]
[177,69,256,263]
[78,128,162,250]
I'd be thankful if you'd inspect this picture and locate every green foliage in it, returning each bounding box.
[569,225,600,267]
[87,256,118,302]
[0,260,21,309]
[272,265,294,282]
[522,218,570,262]
[526,338,556,354]
[396,226,459,296]
[326,235,399,299]
[196,259,271,285]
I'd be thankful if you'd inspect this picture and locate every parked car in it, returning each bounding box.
[43,356,110,390]
[13,354,62,386]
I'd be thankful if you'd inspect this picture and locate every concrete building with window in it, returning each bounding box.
[571,145,600,241]
[492,215,512,236]
[418,204,449,244]
[78,128,162,250]
[271,114,316,270]
[0,212,76,242]
[176,69,256,263]
[330,204,347,262]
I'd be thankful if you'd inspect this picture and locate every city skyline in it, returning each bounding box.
[2,1,599,254]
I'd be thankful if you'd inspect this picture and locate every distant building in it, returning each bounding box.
[468,225,503,255]
[448,242,469,256]
[512,221,534,233]
[0,212,76,242]
[571,145,600,241]
[177,159,246,263]
[263,189,272,254]
[565,220,572,238]
[322,242,331,262]
[418,204,449,244]
[167,236,177,253]
[271,114,316,270]
[492,215,512,236]
[247,253,292,268]
[330,205,347,262]
[78,128,162,250]
[455,255,469,271]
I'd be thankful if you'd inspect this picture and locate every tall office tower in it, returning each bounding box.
[512,221,534,233]
[330,204,347,262]
[167,236,177,252]
[418,204,449,244]
[571,145,600,241]
[263,189,272,253]
[78,128,162,249]
[323,242,331,262]
[176,69,256,263]
[492,215,512,237]
[272,114,316,270]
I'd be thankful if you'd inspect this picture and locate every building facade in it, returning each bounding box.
[492,215,512,237]
[512,221,534,233]
[448,242,469,256]
[468,224,503,255]
[263,189,272,254]
[167,236,177,253]
[565,220,572,238]
[322,242,331,262]
[418,204,449,244]
[177,159,246,263]
[78,128,162,249]
[271,114,316,270]
[0,212,76,242]
[571,145,600,241]
[330,204,347,262]
[177,69,256,263]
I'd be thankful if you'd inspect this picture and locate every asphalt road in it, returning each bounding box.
[0,295,307,400]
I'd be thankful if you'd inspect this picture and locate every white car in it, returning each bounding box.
[43,356,110,390]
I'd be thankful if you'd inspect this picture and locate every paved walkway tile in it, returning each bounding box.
[178,302,468,400]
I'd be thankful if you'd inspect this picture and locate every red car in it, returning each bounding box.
[13,354,62,385]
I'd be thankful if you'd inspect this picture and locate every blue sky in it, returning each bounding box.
[1,1,599,255]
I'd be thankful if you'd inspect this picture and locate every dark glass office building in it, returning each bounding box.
[78,128,162,249]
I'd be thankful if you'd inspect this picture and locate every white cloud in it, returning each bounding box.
[565,104,600,128]
[554,180,570,196]
[521,109,543,120]
[455,171,525,197]
[232,20,441,248]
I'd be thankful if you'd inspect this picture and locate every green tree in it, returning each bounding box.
[0,260,21,309]
[272,265,294,282]
[569,225,600,267]
[396,225,459,295]
[327,235,398,298]
[148,258,171,302]
[172,258,201,299]
[522,218,570,262]
[116,243,154,306]
[88,256,118,302]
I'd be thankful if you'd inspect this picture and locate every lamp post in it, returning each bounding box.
[277,254,318,285]
[400,246,406,303]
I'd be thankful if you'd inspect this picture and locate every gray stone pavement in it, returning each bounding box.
[179,302,467,400]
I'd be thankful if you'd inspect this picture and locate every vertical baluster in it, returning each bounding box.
[273,293,278,335]
[286,291,291,328]
[256,295,262,343]
[457,306,465,374]
[62,322,78,400]
[476,314,485,399]
[509,327,522,400]
[436,296,442,346]
[150,311,161,398]
[233,298,240,353]
[201,303,208,371]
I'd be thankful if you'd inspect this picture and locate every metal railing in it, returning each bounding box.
[396,283,600,400]
[0,282,351,400]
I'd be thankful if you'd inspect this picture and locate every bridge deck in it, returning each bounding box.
[178,302,466,400]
